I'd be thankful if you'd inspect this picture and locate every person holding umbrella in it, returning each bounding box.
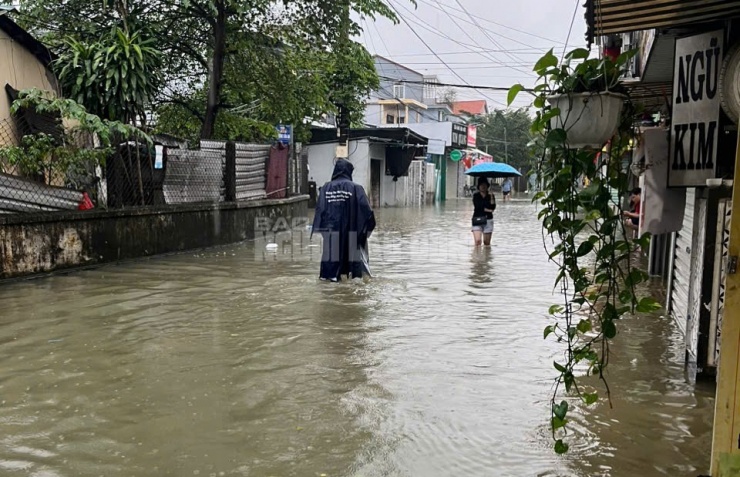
[465,162,521,246]
[471,177,496,247]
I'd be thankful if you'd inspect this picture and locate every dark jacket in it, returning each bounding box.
[312,159,376,281]
[473,191,496,220]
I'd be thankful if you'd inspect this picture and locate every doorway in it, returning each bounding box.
[371,159,381,208]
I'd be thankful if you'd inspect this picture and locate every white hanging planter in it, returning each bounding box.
[547,92,626,149]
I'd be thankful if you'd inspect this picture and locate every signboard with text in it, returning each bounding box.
[668,30,723,187]
[276,125,292,145]
[467,125,477,147]
[451,123,467,148]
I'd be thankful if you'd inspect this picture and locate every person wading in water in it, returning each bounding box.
[471,177,496,247]
[311,158,376,282]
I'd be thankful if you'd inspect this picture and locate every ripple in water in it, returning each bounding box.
[0,200,713,476]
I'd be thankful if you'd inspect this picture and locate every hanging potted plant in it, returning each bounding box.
[509,48,660,455]
[511,48,634,149]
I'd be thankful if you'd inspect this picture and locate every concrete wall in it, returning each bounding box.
[0,28,60,145]
[0,196,308,280]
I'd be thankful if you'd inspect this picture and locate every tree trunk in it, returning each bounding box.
[200,1,227,140]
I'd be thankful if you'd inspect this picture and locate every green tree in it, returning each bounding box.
[476,108,533,169]
[56,27,162,124]
[18,0,410,140]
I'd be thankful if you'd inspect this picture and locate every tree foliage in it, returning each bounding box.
[18,0,408,141]
[0,88,149,188]
[55,27,162,124]
[475,108,533,169]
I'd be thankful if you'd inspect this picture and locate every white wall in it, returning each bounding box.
[348,139,370,191]
[446,160,459,199]
[306,139,371,192]
[306,142,337,189]
[381,173,409,207]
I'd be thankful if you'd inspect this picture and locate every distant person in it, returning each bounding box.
[502,178,513,201]
[471,177,496,247]
[622,187,642,237]
[311,158,376,282]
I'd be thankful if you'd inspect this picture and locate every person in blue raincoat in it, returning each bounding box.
[311,158,376,282]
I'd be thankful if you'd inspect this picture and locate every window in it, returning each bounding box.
[398,116,405,124]
[386,114,395,124]
[393,84,406,99]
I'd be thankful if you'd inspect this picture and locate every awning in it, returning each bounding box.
[589,0,740,36]
[622,80,673,112]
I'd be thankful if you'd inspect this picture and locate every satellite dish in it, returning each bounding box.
[720,43,740,124]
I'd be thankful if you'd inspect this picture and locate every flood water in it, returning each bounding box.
[0,199,714,477]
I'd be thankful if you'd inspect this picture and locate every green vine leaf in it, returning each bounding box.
[553,401,569,420]
[576,319,592,333]
[603,320,617,339]
[549,305,564,315]
[554,361,567,373]
[507,84,525,106]
[545,128,567,147]
[566,48,590,60]
[576,241,594,257]
[544,325,555,339]
[534,48,558,74]
[554,439,569,455]
[552,416,568,430]
[636,297,662,313]
[618,289,634,304]
[583,392,599,405]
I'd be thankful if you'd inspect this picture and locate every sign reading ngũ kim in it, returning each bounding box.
[669,30,724,187]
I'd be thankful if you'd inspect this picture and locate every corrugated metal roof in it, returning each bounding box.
[592,0,740,35]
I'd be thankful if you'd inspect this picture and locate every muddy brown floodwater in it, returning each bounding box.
[0,199,714,477]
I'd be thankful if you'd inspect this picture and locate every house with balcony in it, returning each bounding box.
[364,56,486,200]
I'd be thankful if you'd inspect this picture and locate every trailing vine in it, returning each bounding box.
[509,48,661,454]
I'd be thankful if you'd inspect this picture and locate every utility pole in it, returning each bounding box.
[336,0,351,159]
[504,126,508,164]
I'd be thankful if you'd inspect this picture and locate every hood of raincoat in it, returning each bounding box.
[331,158,354,181]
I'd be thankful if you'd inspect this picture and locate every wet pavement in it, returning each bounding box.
[0,199,714,476]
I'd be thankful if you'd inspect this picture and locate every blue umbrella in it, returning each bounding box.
[465,162,522,178]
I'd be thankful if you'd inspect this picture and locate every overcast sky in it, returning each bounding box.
[358,0,587,110]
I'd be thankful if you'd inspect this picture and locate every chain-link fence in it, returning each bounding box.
[0,118,306,216]
[0,118,94,214]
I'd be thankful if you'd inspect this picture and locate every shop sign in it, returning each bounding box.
[669,30,723,187]
[451,123,467,148]
[467,125,477,147]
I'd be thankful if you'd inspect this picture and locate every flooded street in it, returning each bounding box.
[0,199,714,477]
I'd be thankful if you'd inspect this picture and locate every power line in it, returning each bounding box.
[417,0,566,46]
[369,16,392,56]
[388,0,535,79]
[384,3,508,107]
[451,0,526,66]
[428,0,531,76]
[381,48,568,57]
[377,75,532,93]
[562,0,581,61]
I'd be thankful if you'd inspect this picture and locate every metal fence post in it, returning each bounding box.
[225,141,237,202]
